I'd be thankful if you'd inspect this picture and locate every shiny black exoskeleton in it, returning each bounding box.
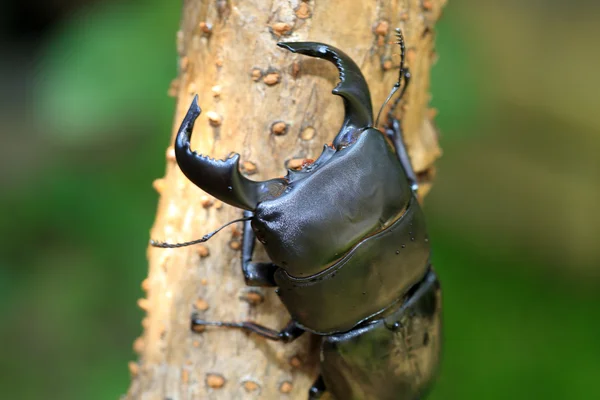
[152,29,441,400]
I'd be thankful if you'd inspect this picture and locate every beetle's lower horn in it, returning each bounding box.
[277,42,373,147]
[174,96,288,210]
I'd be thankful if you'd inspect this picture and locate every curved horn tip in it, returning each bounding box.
[277,41,329,56]
[190,94,201,113]
[181,96,201,124]
[277,42,295,52]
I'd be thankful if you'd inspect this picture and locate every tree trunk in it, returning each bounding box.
[127,0,445,398]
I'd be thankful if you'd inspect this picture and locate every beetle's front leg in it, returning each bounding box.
[241,210,279,286]
[385,117,418,193]
[191,317,305,343]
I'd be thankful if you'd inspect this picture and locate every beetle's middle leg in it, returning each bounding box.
[241,210,279,287]
[191,317,305,343]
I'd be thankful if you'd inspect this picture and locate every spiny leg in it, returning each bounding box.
[191,317,305,343]
[241,210,279,287]
[308,375,326,400]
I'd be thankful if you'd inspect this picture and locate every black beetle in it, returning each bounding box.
[152,29,441,400]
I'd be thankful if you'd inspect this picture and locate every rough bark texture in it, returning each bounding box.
[127,0,445,399]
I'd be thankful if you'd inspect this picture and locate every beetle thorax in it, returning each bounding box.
[252,129,411,278]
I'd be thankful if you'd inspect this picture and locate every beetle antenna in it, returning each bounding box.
[149,216,252,248]
[375,28,409,128]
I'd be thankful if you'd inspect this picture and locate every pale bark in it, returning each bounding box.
[127,0,445,398]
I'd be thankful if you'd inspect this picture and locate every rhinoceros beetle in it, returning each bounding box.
[151,29,441,400]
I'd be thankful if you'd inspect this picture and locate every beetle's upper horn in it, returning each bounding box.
[277,42,373,147]
[175,96,288,210]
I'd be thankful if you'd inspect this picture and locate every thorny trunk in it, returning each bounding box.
[127,0,445,398]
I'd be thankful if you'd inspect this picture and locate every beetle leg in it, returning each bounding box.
[242,210,279,286]
[385,116,419,193]
[191,318,305,343]
[308,375,326,399]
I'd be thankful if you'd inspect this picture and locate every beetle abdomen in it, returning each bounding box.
[254,129,411,277]
[274,196,430,334]
[320,269,442,400]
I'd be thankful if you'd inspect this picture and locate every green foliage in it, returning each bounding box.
[430,11,483,135]
[1,1,179,398]
[36,0,179,144]
[427,222,600,399]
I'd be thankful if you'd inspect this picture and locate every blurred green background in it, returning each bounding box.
[1,0,598,399]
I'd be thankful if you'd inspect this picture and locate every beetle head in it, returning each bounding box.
[175,42,375,212]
